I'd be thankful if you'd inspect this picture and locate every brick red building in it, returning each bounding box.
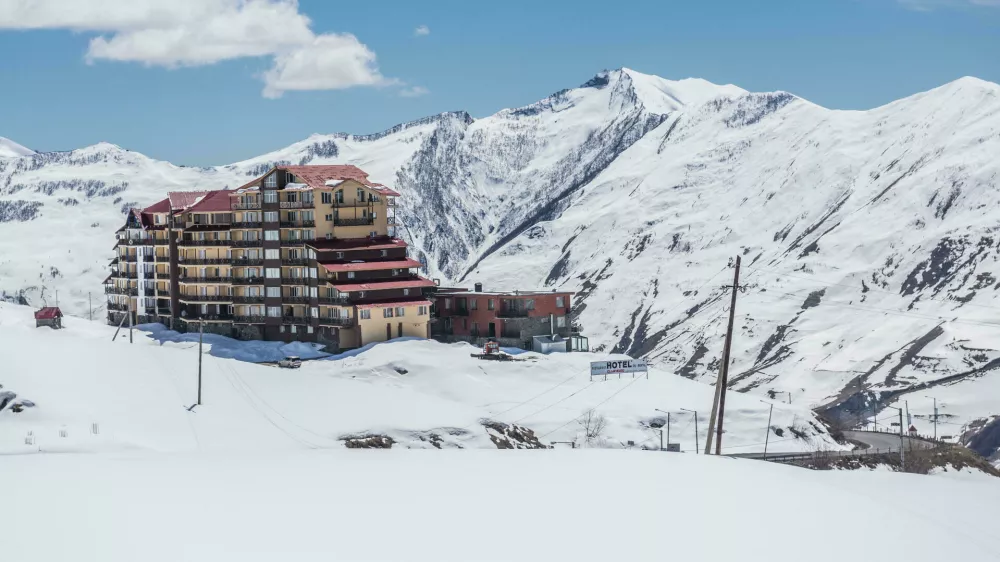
[432,284,581,350]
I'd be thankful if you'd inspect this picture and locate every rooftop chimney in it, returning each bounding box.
[474,282,483,292]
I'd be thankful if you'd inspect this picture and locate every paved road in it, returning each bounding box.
[730,430,938,461]
[842,430,936,451]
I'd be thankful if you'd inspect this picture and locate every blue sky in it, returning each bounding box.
[0,0,997,166]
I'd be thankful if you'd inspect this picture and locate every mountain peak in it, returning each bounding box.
[583,68,748,114]
[0,136,35,158]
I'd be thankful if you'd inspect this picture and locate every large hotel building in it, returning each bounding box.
[105,165,435,351]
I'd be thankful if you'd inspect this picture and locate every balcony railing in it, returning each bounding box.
[234,315,266,324]
[178,295,232,303]
[105,287,138,296]
[319,317,355,327]
[233,296,265,304]
[179,239,232,247]
[453,307,470,317]
[231,258,264,267]
[155,272,171,280]
[232,202,261,211]
[113,272,138,280]
[279,201,305,209]
[281,277,307,285]
[281,258,308,266]
[232,221,262,229]
[281,316,309,325]
[117,238,154,246]
[318,296,351,306]
[280,220,316,228]
[333,198,380,208]
[333,217,375,227]
[107,303,129,312]
[232,240,262,248]
[282,296,310,304]
[184,314,234,322]
[179,276,232,284]
[153,238,170,245]
[496,308,531,318]
[178,258,228,265]
[231,277,264,285]
[280,238,314,247]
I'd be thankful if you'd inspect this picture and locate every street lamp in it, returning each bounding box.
[679,408,699,454]
[654,409,672,451]
[923,395,939,441]
[883,405,905,470]
[759,400,774,460]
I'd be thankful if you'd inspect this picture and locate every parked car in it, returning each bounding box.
[278,356,302,369]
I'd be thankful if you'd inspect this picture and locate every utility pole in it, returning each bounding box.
[933,397,938,441]
[715,255,741,456]
[898,408,905,469]
[762,402,774,461]
[704,360,723,454]
[197,319,204,406]
[128,298,134,344]
[666,412,671,450]
[680,408,698,454]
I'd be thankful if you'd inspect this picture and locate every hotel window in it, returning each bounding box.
[321,192,332,204]
[309,268,317,278]
[263,191,277,203]
[557,316,566,328]
[309,287,317,297]
[264,173,277,189]
[264,211,278,222]
[347,271,355,279]
[307,325,314,334]
[383,308,394,318]
[325,214,333,222]
[381,249,388,257]
[267,306,281,317]
[360,309,371,320]
[264,230,279,241]
[265,249,279,260]
[488,299,495,310]
[418,306,428,316]
[335,252,344,259]
[470,299,478,310]
[265,268,280,279]
[526,299,535,310]
[556,296,565,308]
[395,307,405,317]
[335,190,344,204]
[356,188,365,202]
[287,193,298,203]
[403,288,409,296]
[290,325,297,334]
[304,230,314,240]
[266,287,280,298]
[311,307,318,318]
[444,298,451,310]
[286,172,295,183]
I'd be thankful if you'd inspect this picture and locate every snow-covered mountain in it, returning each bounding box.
[3,68,1000,452]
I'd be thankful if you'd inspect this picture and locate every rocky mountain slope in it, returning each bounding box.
[3,69,1000,451]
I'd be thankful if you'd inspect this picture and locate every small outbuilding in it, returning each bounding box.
[34,307,63,329]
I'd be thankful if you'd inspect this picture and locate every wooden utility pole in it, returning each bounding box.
[704,344,724,453]
[714,255,741,456]
[128,298,134,343]
[197,319,204,406]
[762,402,774,461]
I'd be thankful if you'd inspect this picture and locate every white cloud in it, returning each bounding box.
[262,34,392,98]
[0,0,392,97]
[398,86,429,98]
[414,25,430,37]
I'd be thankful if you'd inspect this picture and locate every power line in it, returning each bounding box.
[539,375,646,439]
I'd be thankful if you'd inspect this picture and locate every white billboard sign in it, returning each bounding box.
[590,359,649,379]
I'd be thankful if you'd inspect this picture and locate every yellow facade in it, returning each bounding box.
[355,302,431,346]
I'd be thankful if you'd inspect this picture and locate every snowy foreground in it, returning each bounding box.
[2,450,999,562]
[4,303,1000,561]
[0,302,837,453]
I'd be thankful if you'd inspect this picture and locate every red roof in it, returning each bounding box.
[168,191,210,210]
[185,190,233,213]
[356,299,432,310]
[322,259,422,273]
[34,307,62,320]
[143,198,171,214]
[330,277,437,292]
[237,165,401,197]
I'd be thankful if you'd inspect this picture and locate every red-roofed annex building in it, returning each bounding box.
[105,165,434,350]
